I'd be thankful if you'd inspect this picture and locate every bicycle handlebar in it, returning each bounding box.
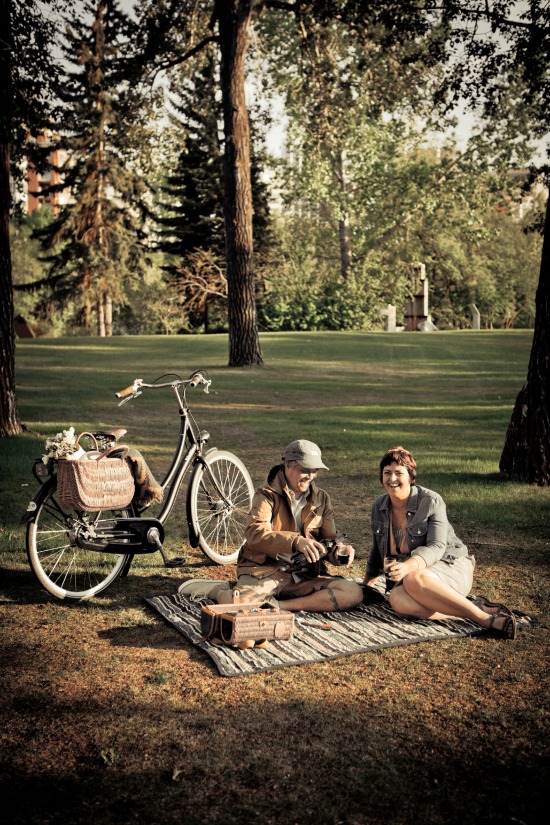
[115,371,211,404]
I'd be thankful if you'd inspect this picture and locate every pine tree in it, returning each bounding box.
[36,0,149,335]
[155,50,225,273]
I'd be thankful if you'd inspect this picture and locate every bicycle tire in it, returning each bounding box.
[26,478,134,602]
[188,449,254,565]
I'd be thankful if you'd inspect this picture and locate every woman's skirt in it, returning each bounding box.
[426,554,475,596]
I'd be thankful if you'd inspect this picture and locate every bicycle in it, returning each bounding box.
[22,370,255,602]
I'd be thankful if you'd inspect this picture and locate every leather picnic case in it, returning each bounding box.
[200,592,295,647]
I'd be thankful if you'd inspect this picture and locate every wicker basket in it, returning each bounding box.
[57,451,135,512]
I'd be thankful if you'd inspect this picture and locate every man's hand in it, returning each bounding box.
[294,536,326,562]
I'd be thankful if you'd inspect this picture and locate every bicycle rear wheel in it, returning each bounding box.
[26,479,134,602]
[188,449,254,565]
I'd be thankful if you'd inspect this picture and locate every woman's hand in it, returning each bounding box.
[385,556,420,582]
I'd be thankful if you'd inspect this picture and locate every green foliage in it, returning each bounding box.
[115,257,190,335]
[100,748,120,767]
[9,1,72,175]
[265,140,542,331]
[11,208,50,322]
[257,232,388,331]
[9,0,545,341]
[439,0,549,152]
[422,206,541,330]
[254,1,545,335]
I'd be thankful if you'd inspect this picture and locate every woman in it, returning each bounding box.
[363,446,516,639]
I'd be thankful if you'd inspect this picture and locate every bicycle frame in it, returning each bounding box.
[146,383,208,531]
[126,378,241,556]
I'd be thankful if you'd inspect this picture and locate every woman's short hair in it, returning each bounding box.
[379,446,417,483]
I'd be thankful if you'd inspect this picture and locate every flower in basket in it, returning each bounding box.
[42,427,80,463]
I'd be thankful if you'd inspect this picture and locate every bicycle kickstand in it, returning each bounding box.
[146,527,186,568]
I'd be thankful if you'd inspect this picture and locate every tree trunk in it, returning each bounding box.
[0,0,23,437]
[105,293,113,336]
[216,0,263,366]
[98,295,106,336]
[332,150,352,278]
[339,214,352,279]
[499,195,550,485]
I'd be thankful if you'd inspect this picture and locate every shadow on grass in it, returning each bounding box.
[0,564,227,609]
[0,691,545,825]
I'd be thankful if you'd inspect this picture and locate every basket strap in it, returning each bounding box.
[76,432,98,450]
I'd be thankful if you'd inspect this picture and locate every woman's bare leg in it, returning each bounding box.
[391,569,507,630]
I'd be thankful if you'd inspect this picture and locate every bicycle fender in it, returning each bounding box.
[20,477,56,525]
[186,467,201,548]
[185,448,219,547]
[195,447,220,465]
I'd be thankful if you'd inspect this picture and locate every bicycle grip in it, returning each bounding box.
[116,384,137,398]
[189,372,203,388]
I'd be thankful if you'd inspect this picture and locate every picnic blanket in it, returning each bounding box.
[144,591,532,677]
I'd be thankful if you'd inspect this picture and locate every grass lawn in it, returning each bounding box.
[1,330,548,825]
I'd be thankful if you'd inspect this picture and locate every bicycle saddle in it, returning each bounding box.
[94,428,127,442]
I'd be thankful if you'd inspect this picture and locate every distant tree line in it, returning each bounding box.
[2,0,549,485]
[10,0,544,339]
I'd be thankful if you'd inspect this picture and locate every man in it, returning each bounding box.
[178,439,363,612]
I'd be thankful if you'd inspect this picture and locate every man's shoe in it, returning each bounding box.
[177,579,230,602]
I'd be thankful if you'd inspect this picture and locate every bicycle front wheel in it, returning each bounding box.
[26,480,134,602]
[188,450,254,565]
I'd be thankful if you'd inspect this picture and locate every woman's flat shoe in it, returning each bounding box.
[470,595,513,616]
[487,612,517,640]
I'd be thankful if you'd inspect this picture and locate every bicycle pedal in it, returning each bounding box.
[163,556,186,568]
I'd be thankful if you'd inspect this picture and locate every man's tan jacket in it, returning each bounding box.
[237,466,338,578]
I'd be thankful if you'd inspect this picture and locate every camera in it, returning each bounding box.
[289,536,344,573]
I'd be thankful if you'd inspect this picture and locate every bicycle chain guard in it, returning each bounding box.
[74,517,165,554]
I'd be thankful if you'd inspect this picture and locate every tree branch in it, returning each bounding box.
[428,3,538,31]
[151,35,219,82]
[13,273,63,292]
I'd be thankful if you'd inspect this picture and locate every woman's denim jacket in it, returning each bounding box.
[366,484,468,580]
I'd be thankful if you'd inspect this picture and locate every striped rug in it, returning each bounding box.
[144,592,531,677]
